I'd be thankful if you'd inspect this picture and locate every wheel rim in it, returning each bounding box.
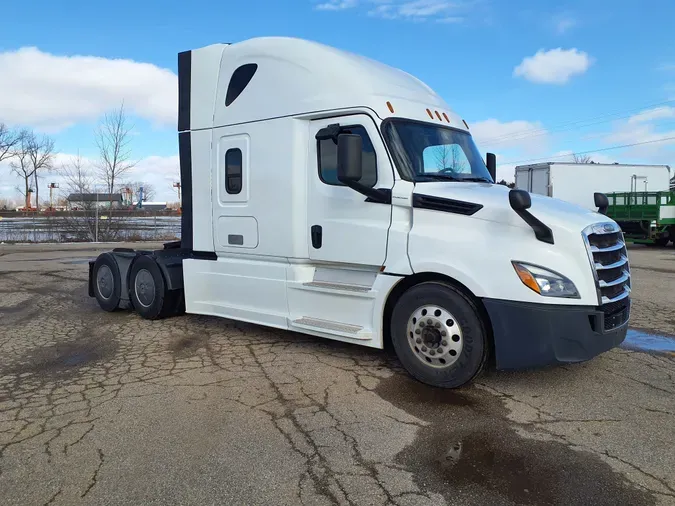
[134,268,156,308]
[96,265,114,300]
[406,305,463,369]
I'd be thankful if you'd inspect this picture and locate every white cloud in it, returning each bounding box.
[363,0,467,22]
[598,107,675,164]
[553,15,577,34]
[315,0,358,10]
[627,106,675,124]
[513,48,593,84]
[0,47,177,132]
[470,118,549,153]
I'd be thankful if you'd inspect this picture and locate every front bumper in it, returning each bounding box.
[483,297,630,370]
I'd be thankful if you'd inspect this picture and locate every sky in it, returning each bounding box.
[1,0,674,203]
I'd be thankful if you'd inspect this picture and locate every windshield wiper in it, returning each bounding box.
[415,174,463,182]
[457,176,492,183]
[415,174,492,183]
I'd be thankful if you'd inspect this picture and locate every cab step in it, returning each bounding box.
[290,317,372,340]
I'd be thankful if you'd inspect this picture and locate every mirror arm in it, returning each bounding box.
[341,180,391,204]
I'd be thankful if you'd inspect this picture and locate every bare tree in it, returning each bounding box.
[58,153,98,240]
[95,102,136,207]
[9,133,35,209]
[26,131,55,212]
[572,153,594,164]
[432,144,468,173]
[0,123,23,163]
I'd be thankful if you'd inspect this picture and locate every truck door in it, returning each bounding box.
[307,114,394,268]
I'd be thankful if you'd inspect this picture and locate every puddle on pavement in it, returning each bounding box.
[2,332,118,380]
[375,374,656,506]
[621,329,675,355]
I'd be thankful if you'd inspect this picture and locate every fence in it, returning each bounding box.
[0,210,181,243]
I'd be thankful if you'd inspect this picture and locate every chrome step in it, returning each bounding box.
[291,317,371,340]
[302,281,371,293]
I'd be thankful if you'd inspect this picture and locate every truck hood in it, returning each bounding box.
[412,182,611,234]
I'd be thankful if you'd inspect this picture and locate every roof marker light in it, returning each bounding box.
[386,101,394,113]
[435,110,443,121]
[442,112,450,123]
[426,108,434,119]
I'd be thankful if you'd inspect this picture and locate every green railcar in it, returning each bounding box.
[605,191,675,246]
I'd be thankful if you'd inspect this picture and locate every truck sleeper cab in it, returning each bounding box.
[88,37,631,388]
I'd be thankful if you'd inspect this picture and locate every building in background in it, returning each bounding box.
[66,193,123,210]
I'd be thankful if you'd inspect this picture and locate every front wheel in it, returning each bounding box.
[390,282,489,388]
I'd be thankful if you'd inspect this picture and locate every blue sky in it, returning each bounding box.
[1,0,674,202]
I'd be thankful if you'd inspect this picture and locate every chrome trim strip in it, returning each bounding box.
[601,286,631,305]
[598,271,630,288]
[590,241,626,253]
[595,255,628,270]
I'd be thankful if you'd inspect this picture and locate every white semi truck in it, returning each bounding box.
[515,162,672,211]
[88,37,631,388]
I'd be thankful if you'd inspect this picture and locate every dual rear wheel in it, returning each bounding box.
[92,253,183,320]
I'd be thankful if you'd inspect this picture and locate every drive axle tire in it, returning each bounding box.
[390,281,489,389]
[92,253,121,312]
[129,255,174,320]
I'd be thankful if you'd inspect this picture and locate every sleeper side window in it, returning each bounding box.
[225,148,242,194]
[317,125,377,187]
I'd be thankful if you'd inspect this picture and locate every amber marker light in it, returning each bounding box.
[512,262,541,294]
[386,101,394,113]
[426,108,434,119]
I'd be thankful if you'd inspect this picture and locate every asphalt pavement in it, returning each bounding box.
[0,242,673,505]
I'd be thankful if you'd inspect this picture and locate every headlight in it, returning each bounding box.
[512,262,579,298]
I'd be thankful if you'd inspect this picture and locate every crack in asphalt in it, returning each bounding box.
[0,249,674,505]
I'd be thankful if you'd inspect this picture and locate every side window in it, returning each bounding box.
[317,125,377,187]
[225,148,242,194]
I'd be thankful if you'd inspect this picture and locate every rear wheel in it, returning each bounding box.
[92,253,121,312]
[390,281,489,388]
[129,255,175,320]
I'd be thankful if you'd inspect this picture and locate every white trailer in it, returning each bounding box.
[515,162,672,211]
[88,37,632,388]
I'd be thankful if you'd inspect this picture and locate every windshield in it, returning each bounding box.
[382,119,493,183]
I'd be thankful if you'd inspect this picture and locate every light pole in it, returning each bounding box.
[48,182,59,211]
[173,182,181,200]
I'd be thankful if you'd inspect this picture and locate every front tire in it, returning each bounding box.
[390,281,489,388]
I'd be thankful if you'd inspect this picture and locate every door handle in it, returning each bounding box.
[311,225,322,249]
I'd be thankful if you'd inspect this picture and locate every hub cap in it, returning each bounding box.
[134,269,155,308]
[406,305,463,368]
[96,265,113,300]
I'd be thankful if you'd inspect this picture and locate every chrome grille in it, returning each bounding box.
[582,223,631,306]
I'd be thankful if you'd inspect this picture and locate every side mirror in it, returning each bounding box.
[337,133,363,183]
[594,192,609,215]
[486,152,496,181]
[509,189,532,211]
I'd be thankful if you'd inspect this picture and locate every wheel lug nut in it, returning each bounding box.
[415,329,421,334]
[427,319,432,325]
[442,340,448,346]
[437,348,443,354]
[419,321,425,327]
[421,346,427,352]
[416,338,422,344]
[435,322,441,328]
[429,350,436,356]
[441,331,447,337]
